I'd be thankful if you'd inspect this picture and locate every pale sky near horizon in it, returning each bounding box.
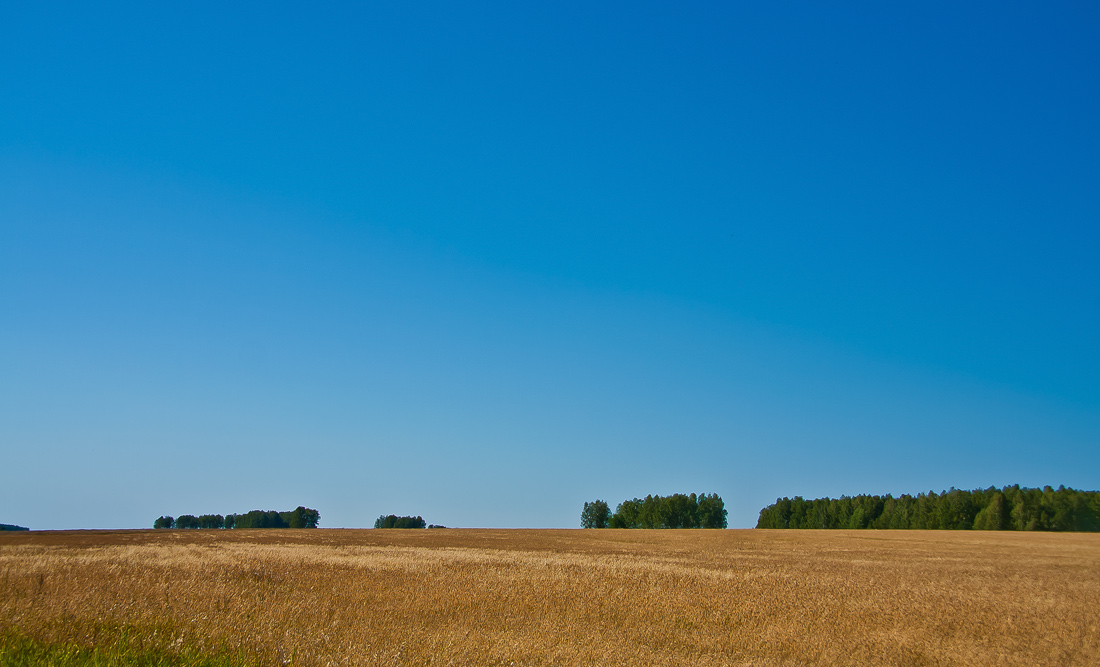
[2,3,1098,530]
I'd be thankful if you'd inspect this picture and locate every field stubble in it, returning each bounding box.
[1,529,1096,666]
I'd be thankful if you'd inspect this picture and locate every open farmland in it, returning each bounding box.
[1,529,1097,666]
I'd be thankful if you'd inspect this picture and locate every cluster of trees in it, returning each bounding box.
[582,493,727,529]
[756,486,1100,532]
[157,514,228,529]
[374,515,427,529]
[154,506,320,529]
[0,523,29,531]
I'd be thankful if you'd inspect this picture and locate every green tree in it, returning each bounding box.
[374,515,426,529]
[609,493,726,529]
[754,485,1100,532]
[286,506,320,528]
[581,500,611,528]
[153,516,174,529]
[973,492,1007,530]
[198,514,224,529]
[638,495,663,529]
[175,515,199,529]
[610,499,642,529]
[235,510,286,528]
[697,493,728,529]
[664,493,697,528]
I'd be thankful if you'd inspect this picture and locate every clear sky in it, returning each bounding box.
[2,3,1098,530]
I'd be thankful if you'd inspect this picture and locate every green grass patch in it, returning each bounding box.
[0,629,254,667]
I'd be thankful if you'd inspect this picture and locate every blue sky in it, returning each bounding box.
[2,3,1098,530]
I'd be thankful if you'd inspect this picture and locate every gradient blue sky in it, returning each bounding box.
[2,3,1098,530]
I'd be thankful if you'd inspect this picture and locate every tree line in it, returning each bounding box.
[0,523,29,531]
[756,485,1100,531]
[374,515,427,529]
[582,493,727,529]
[154,506,320,529]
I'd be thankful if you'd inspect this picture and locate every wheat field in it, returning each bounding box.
[1,528,1097,666]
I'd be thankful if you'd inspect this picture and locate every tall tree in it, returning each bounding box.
[581,500,611,528]
[697,493,728,529]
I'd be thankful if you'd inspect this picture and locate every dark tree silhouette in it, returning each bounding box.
[374,515,426,529]
[154,507,319,529]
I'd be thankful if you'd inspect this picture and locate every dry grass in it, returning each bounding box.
[2,528,1097,666]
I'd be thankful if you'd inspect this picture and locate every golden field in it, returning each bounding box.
[1,528,1097,666]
